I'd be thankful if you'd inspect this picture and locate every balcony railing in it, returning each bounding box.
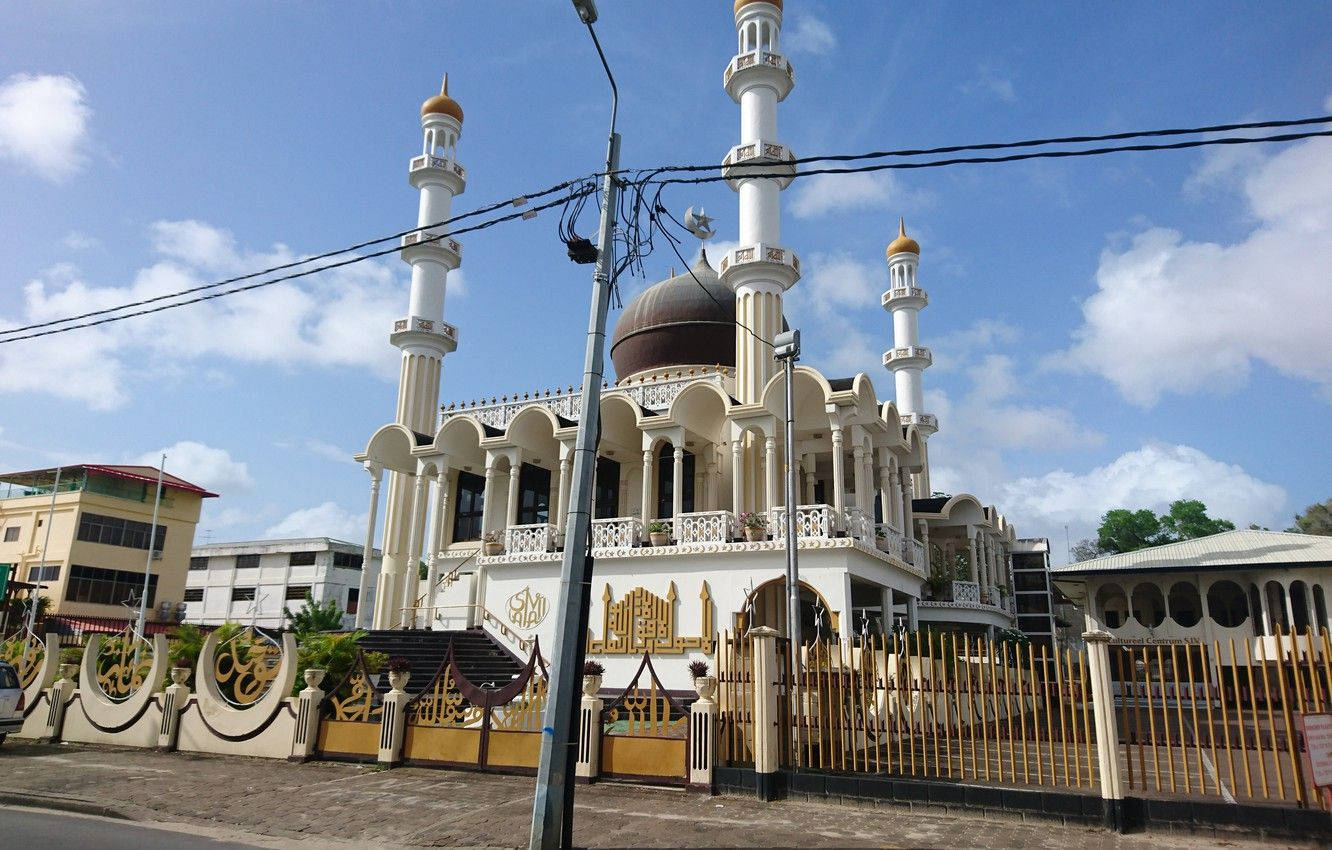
[952,580,981,604]
[674,510,735,544]
[874,524,906,560]
[590,516,642,550]
[504,523,557,554]
[842,507,875,544]
[769,504,835,540]
[911,539,927,570]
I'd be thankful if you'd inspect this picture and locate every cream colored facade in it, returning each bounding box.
[0,465,213,623]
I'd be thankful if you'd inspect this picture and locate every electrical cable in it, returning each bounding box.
[0,187,593,345]
[0,174,595,337]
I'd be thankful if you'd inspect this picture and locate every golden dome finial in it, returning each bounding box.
[421,73,464,123]
[886,217,920,258]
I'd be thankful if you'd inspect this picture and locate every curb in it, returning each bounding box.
[0,788,131,821]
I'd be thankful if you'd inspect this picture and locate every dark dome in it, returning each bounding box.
[610,250,735,379]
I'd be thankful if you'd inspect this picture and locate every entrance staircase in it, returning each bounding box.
[359,628,524,691]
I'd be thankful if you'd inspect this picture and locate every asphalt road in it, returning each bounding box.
[0,806,265,849]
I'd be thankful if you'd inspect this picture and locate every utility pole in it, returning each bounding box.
[28,465,62,635]
[134,456,166,665]
[774,330,802,658]
[530,2,618,847]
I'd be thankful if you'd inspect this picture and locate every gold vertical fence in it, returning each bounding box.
[720,631,1100,791]
[1115,625,1329,810]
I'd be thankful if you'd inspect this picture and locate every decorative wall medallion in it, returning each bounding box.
[588,580,714,655]
[508,586,549,629]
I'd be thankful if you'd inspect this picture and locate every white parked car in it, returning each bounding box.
[0,660,23,744]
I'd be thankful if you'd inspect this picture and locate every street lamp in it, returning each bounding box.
[529,2,620,848]
[773,329,802,661]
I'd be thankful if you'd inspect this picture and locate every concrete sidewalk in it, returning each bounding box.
[0,742,1311,848]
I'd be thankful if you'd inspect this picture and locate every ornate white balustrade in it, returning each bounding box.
[504,523,557,554]
[591,516,643,550]
[951,580,981,604]
[875,524,906,560]
[911,539,927,570]
[770,504,836,540]
[675,510,735,544]
[842,507,875,544]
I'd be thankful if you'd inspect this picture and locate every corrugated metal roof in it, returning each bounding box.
[1052,530,1332,574]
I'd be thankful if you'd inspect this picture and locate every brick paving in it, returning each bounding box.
[0,741,1316,848]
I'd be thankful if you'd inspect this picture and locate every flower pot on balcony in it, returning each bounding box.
[483,542,505,556]
[693,675,718,702]
[744,527,765,543]
[582,674,602,697]
[649,532,670,547]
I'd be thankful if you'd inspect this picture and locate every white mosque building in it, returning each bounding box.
[354,0,1021,686]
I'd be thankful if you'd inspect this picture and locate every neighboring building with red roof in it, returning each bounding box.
[0,464,216,626]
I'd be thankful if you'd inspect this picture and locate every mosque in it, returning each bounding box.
[355,0,1021,687]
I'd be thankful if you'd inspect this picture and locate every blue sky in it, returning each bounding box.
[1,1,1328,561]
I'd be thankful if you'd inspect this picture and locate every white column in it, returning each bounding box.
[803,454,816,505]
[641,450,656,528]
[506,463,521,528]
[851,444,867,514]
[901,475,914,540]
[704,458,716,511]
[877,455,892,527]
[356,463,382,630]
[401,472,430,625]
[481,461,499,535]
[763,436,777,512]
[830,426,845,517]
[731,440,744,515]
[967,529,979,585]
[672,445,685,520]
[1283,582,1295,631]
[556,455,571,526]
[424,467,451,619]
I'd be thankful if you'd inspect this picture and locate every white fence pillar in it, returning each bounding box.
[748,626,781,801]
[157,669,192,751]
[42,666,78,742]
[377,672,411,766]
[575,684,603,782]
[290,669,327,762]
[1083,630,1126,832]
[689,678,718,791]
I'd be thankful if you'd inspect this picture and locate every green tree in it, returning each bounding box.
[1096,508,1164,554]
[283,593,346,637]
[1070,539,1106,562]
[1290,499,1332,536]
[1159,498,1235,540]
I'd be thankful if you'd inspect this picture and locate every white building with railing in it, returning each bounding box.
[353,0,1020,686]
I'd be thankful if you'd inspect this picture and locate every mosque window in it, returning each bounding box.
[595,457,620,519]
[517,463,551,526]
[655,446,695,519]
[452,471,485,542]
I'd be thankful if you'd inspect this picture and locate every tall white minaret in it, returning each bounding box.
[720,0,799,404]
[882,219,936,497]
[372,76,466,629]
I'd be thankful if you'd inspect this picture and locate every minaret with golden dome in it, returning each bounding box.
[720,0,798,404]
[372,75,468,629]
[882,218,936,495]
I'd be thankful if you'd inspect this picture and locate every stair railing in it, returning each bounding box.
[399,602,534,656]
[403,550,479,628]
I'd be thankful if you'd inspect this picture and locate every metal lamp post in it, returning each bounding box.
[773,329,801,658]
[530,2,619,847]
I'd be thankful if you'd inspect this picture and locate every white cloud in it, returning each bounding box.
[130,440,254,495]
[300,439,357,465]
[0,73,92,181]
[61,231,100,251]
[0,219,408,409]
[263,501,365,542]
[960,65,1016,103]
[790,172,924,219]
[783,14,835,55]
[996,443,1287,558]
[1057,135,1332,406]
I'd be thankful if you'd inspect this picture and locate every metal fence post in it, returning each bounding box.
[1083,630,1126,831]
[748,626,781,801]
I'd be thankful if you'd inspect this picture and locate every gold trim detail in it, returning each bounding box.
[588,581,714,655]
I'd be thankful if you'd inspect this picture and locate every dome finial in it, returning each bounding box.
[421,73,464,122]
[886,216,920,258]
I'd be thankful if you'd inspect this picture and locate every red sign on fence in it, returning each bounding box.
[1300,713,1332,790]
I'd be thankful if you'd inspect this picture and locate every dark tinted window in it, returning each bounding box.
[235,554,260,569]
[452,471,485,542]
[65,565,157,607]
[288,551,317,566]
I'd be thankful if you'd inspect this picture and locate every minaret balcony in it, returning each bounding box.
[400,229,462,268]
[723,50,794,102]
[390,316,458,354]
[408,154,467,192]
[717,242,801,292]
[881,285,928,310]
[722,140,796,190]
[883,345,932,370]
[899,412,939,434]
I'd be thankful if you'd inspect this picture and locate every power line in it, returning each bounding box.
[620,114,1332,178]
[0,188,592,345]
[0,176,593,338]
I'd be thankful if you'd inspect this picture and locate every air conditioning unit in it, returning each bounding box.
[151,549,163,560]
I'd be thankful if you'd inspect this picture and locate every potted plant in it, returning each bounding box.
[582,659,604,697]
[482,530,505,556]
[647,520,671,547]
[58,645,83,681]
[738,511,767,543]
[689,659,717,702]
[386,656,411,692]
